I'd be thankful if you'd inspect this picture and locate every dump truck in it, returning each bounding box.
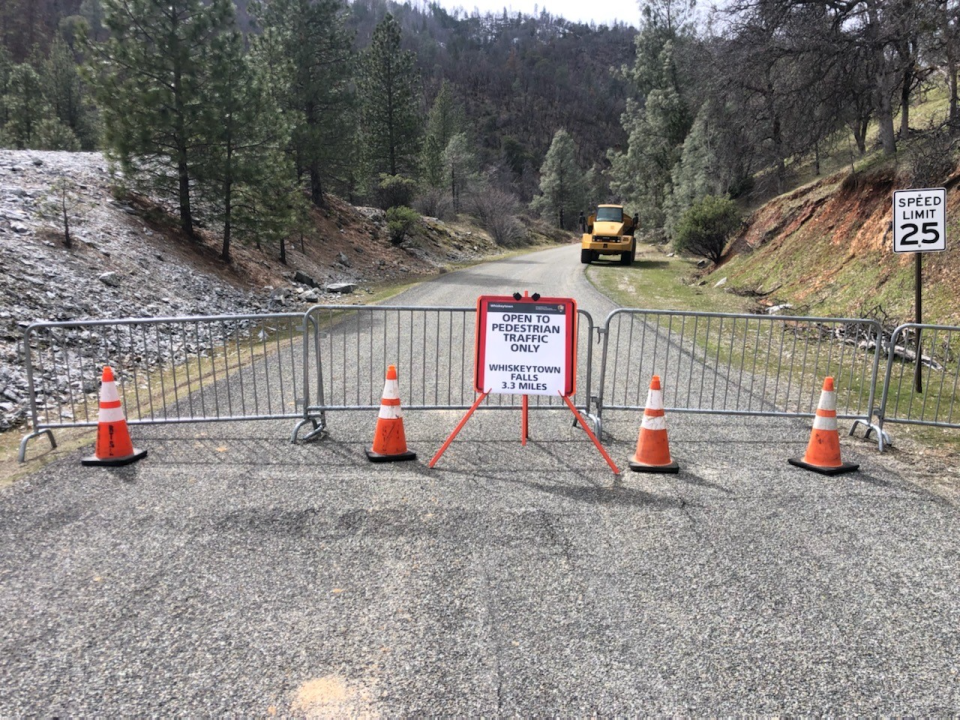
[580,204,637,265]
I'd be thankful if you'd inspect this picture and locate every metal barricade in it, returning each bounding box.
[595,309,884,438]
[876,323,960,443]
[19,313,307,461]
[295,305,596,440]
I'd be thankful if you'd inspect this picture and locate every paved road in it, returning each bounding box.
[2,244,960,715]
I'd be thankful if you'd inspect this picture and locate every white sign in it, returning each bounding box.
[480,300,570,396]
[893,188,947,253]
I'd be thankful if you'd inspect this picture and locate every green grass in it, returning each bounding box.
[586,243,753,314]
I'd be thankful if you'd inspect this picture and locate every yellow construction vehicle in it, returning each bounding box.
[580,204,637,265]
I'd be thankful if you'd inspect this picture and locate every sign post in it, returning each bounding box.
[893,187,947,392]
[429,291,619,473]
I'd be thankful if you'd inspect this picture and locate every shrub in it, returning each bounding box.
[34,118,80,151]
[386,205,419,245]
[374,174,417,210]
[414,187,453,220]
[467,188,525,247]
[673,195,741,265]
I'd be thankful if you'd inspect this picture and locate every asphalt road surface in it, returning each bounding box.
[2,244,959,715]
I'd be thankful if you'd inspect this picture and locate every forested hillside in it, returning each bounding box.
[2,0,960,274]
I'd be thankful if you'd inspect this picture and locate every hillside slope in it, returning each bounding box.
[718,166,960,327]
[0,150,563,432]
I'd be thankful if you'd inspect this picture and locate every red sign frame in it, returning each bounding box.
[474,295,577,396]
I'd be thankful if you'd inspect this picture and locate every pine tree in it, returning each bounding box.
[202,28,297,262]
[41,36,91,149]
[421,80,463,188]
[3,63,49,148]
[531,128,587,229]
[609,42,691,231]
[252,0,355,207]
[443,132,474,213]
[85,0,235,238]
[358,14,422,181]
[0,44,12,130]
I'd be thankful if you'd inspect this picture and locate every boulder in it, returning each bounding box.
[294,271,318,288]
[325,282,357,294]
[99,272,122,287]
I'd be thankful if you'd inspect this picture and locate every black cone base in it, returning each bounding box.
[366,449,417,463]
[82,448,148,467]
[788,457,859,476]
[629,458,679,474]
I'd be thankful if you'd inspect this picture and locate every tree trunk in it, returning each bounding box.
[61,188,71,249]
[948,3,959,132]
[900,62,913,138]
[178,155,194,237]
[279,237,286,264]
[309,162,322,207]
[222,179,232,262]
[173,59,194,237]
[854,118,869,154]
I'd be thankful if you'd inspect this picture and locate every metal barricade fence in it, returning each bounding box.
[19,306,960,461]
[595,309,884,437]
[297,305,597,440]
[876,323,960,440]
[19,313,307,461]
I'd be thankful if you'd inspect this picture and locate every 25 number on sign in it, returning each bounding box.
[898,222,940,248]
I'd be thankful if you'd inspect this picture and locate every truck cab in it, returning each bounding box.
[581,204,637,265]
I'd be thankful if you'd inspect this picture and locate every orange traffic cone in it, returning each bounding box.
[788,376,859,475]
[366,365,417,463]
[81,366,147,466]
[629,375,679,473]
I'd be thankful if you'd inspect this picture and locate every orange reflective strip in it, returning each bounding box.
[100,400,122,409]
[381,397,401,406]
[645,408,665,417]
[817,409,837,418]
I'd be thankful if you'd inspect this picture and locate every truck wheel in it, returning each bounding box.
[619,248,632,266]
[581,249,592,264]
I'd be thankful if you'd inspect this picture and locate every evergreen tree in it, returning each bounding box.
[664,102,726,237]
[609,42,691,231]
[421,80,464,188]
[426,80,462,151]
[3,63,49,148]
[85,0,235,238]
[0,44,12,130]
[252,0,355,207]
[41,36,91,149]
[358,14,422,182]
[530,128,587,229]
[442,132,474,212]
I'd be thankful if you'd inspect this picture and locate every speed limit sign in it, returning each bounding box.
[893,188,946,253]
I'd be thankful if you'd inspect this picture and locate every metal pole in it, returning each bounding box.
[914,253,923,393]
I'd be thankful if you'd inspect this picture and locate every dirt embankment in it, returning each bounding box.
[719,166,960,327]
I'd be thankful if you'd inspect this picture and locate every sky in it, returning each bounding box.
[431,0,643,28]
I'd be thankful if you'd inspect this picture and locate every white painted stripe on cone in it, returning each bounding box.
[99,407,126,423]
[641,415,667,431]
[101,381,120,404]
[382,379,399,400]
[813,414,837,431]
[378,405,403,420]
[819,391,837,412]
[646,388,664,410]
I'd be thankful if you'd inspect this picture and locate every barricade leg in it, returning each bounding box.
[18,429,57,463]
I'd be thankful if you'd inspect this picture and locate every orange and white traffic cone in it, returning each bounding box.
[788,376,859,475]
[81,366,147,467]
[629,375,679,473]
[366,365,417,463]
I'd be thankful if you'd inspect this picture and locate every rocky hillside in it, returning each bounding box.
[0,150,558,433]
[718,165,960,328]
